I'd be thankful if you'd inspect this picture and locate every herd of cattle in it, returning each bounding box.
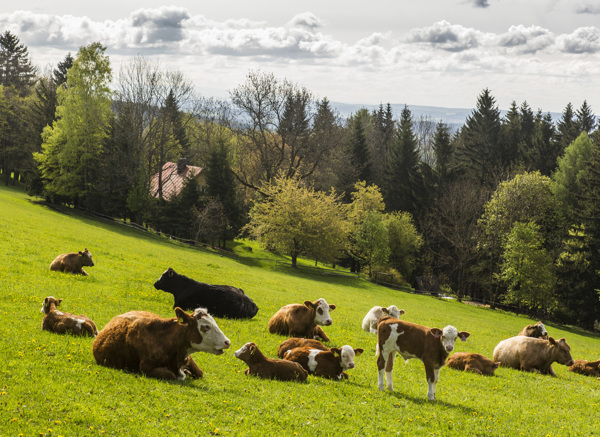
[44,249,600,401]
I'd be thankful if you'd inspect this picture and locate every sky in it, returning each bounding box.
[2,0,600,113]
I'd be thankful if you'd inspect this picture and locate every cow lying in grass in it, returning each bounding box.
[235,342,308,382]
[40,296,98,337]
[154,268,259,319]
[277,338,329,358]
[518,321,549,339]
[268,299,336,342]
[283,345,363,380]
[362,305,405,334]
[93,307,230,380]
[568,359,600,378]
[50,248,95,275]
[492,336,574,376]
[446,352,499,376]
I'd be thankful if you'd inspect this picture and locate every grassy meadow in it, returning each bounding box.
[1,184,599,437]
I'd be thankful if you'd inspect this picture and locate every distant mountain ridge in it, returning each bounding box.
[331,102,562,128]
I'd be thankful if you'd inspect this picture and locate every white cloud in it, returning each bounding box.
[405,20,485,52]
[557,26,600,53]
[497,25,555,54]
[287,12,323,30]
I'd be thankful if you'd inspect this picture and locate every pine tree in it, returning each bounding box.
[0,31,36,95]
[500,101,521,167]
[385,106,422,214]
[555,103,579,154]
[432,121,453,186]
[530,111,557,175]
[347,110,372,184]
[575,100,596,134]
[457,88,502,186]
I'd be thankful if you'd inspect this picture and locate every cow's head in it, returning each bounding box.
[385,305,405,319]
[432,325,470,352]
[154,267,177,290]
[175,307,230,355]
[305,298,335,326]
[549,337,574,366]
[40,296,62,314]
[331,345,363,370]
[530,321,549,339]
[79,249,94,267]
[234,342,257,363]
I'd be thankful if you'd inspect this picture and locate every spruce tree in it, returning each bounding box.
[575,100,596,134]
[555,103,579,154]
[457,88,501,186]
[0,31,36,95]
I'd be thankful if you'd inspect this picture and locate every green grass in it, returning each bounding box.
[1,184,600,437]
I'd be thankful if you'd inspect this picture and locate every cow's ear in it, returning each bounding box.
[168,268,175,277]
[382,308,389,315]
[57,298,63,306]
[175,307,192,324]
[494,362,500,368]
[399,309,406,315]
[548,337,556,345]
[458,331,470,341]
[328,304,336,311]
[330,348,341,357]
[304,301,314,308]
[250,344,256,355]
[78,251,83,255]
[431,328,442,338]
[354,348,364,356]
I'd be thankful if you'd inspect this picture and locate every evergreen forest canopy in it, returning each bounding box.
[2,32,600,330]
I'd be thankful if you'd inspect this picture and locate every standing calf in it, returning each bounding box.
[284,345,363,380]
[235,342,308,382]
[40,296,98,337]
[377,316,470,401]
[362,305,405,334]
[446,352,499,376]
[492,336,574,376]
[50,248,95,275]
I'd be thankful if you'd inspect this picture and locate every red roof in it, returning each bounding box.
[150,161,204,201]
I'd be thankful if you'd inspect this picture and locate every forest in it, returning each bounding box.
[1,32,599,330]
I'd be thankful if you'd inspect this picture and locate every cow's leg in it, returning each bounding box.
[377,348,387,391]
[425,365,440,401]
[181,356,203,378]
[465,365,483,375]
[139,360,178,380]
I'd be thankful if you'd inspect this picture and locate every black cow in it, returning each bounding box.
[154,268,259,319]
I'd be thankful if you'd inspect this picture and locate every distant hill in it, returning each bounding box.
[331,102,562,129]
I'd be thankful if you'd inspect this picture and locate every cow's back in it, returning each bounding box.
[93,311,157,370]
[268,304,312,337]
[493,336,539,368]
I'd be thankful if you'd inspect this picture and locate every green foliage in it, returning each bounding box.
[551,131,594,223]
[354,211,389,276]
[499,221,557,312]
[34,42,112,204]
[384,211,423,280]
[245,175,348,266]
[3,185,600,437]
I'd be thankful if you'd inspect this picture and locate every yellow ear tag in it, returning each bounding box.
[177,317,185,324]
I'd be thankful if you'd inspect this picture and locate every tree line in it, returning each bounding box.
[2,32,600,329]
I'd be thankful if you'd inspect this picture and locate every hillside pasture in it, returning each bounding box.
[1,185,599,436]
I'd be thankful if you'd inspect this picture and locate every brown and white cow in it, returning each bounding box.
[277,338,329,358]
[568,359,600,378]
[268,299,336,342]
[518,321,549,339]
[235,342,308,382]
[50,248,95,275]
[92,307,230,380]
[492,336,574,376]
[362,305,405,334]
[283,345,363,380]
[40,296,98,337]
[377,316,470,401]
[446,352,499,376]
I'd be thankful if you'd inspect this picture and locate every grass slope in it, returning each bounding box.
[1,185,599,437]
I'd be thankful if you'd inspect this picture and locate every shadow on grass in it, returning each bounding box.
[381,389,479,413]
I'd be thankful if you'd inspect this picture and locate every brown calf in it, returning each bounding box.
[492,336,574,376]
[518,321,549,339]
[268,299,336,342]
[283,345,363,380]
[50,249,95,275]
[568,359,600,378]
[93,307,230,380]
[235,342,308,382]
[40,296,98,337]
[277,338,329,358]
[377,317,470,401]
[446,352,499,376]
